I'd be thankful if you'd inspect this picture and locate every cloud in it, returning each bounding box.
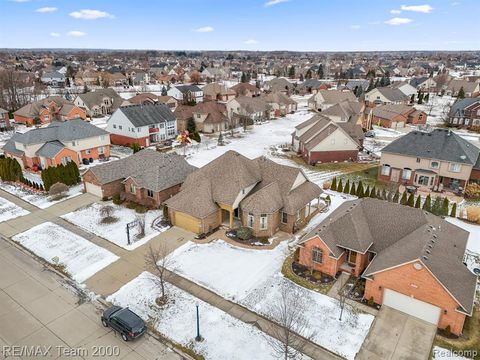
[451,1,460,5]
[50,32,61,37]
[385,17,413,25]
[67,31,86,37]
[390,9,402,14]
[195,26,214,33]
[36,7,57,13]
[244,39,258,44]
[264,0,288,7]
[11,0,30,3]
[400,4,433,13]
[350,25,361,30]
[69,9,114,20]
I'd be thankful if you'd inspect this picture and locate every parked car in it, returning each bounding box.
[101,306,146,341]
[364,130,375,138]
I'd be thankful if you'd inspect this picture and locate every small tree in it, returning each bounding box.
[337,179,343,193]
[400,192,408,205]
[145,243,172,304]
[350,182,356,196]
[48,182,68,200]
[136,214,146,238]
[381,188,387,200]
[392,190,400,203]
[414,195,422,208]
[130,143,141,153]
[407,193,415,207]
[99,205,117,224]
[356,181,364,198]
[457,86,465,99]
[331,177,337,191]
[343,179,350,194]
[410,94,415,104]
[450,202,457,218]
[423,194,432,211]
[430,196,443,216]
[217,131,224,146]
[442,197,449,216]
[364,185,370,199]
[369,186,376,198]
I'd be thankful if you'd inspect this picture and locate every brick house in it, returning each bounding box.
[83,149,195,204]
[378,129,480,192]
[14,96,86,125]
[0,108,11,129]
[292,114,364,164]
[74,88,123,118]
[298,198,476,336]
[230,83,261,98]
[447,98,480,129]
[369,104,427,129]
[165,151,323,236]
[126,93,178,111]
[202,83,236,102]
[106,104,177,147]
[307,89,357,112]
[2,119,110,170]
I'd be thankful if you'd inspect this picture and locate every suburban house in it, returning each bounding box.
[298,198,476,336]
[165,151,323,236]
[40,71,65,86]
[265,78,294,94]
[3,119,110,169]
[203,83,236,102]
[74,88,123,118]
[378,129,480,192]
[445,80,480,98]
[191,102,230,133]
[168,85,203,104]
[447,97,480,129]
[126,93,178,111]
[14,97,86,125]
[226,96,271,121]
[320,100,365,125]
[230,83,261,98]
[106,104,177,147]
[299,79,329,95]
[389,81,418,97]
[409,77,437,92]
[201,67,229,81]
[0,108,11,129]
[292,114,363,164]
[369,104,427,129]
[364,87,410,106]
[259,92,297,116]
[83,149,195,205]
[173,105,195,132]
[307,90,356,112]
[345,79,370,94]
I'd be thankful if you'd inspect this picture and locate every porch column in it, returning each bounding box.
[229,210,233,228]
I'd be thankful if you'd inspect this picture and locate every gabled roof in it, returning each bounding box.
[116,104,176,127]
[175,84,202,93]
[449,98,480,118]
[86,149,196,192]
[370,87,409,102]
[302,198,476,314]
[35,140,65,158]
[316,89,357,104]
[76,88,123,110]
[14,96,71,118]
[382,129,480,165]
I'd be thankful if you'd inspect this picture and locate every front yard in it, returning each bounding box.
[61,202,167,250]
[0,196,29,222]
[166,239,374,359]
[12,222,119,283]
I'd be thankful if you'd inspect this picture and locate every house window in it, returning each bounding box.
[85,149,91,155]
[71,141,76,146]
[381,164,391,176]
[281,212,288,224]
[247,213,254,228]
[137,128,141,132]
[44,115,49,121]
[119,125,123,130]
[61,156,71,165]
[98,146,104,155]
[312,247,323,264]
[130,184,136,194]
[402,168,412,180]
[416,158,421,163]
[196,114,201,118]
[430,161,439,169]
[449,163,461,173]
[260,214,268,230]
[147,189,154,198]
[113,124,117,129]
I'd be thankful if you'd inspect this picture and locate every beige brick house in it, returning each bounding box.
[164,151,323,236]
[298,198,476,336]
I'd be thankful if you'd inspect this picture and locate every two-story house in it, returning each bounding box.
[2,119,110,169]
[378,129,480,192]
[448,98,480,129]
[74,88,123,118]
[106,104,177,147]
[307,90,357,112]
[168,85,203,104]
[365,87,410,106]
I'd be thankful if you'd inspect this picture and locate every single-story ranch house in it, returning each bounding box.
[298,198,476,336]
[165,150,323,236]
[83,149,195,206]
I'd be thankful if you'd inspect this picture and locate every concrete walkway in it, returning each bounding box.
[0,189,342,360]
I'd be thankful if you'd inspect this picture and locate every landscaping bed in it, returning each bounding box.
[225,228,273,246]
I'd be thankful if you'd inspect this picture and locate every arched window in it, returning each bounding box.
[381,164,391,176]
[312,247,323,264]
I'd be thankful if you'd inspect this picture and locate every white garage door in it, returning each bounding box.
[85,182,103,198]
[383,289,441,325]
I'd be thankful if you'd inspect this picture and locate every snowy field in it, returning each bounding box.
[0,196,29,222]
[0,182,83,209]
[415,95,454,126]
[182,110,313,167]
[108,272,295,360]
[12,222,119,283]
[167,237,373,359]
[62,202,165,250]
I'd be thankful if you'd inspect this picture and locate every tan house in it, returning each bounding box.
[191,102,230,133]
[298,198,476,336]
[126,93,178,111]
[379,129,480,191]
[74,88,123,118]
[203,83,236,102]
[230,83,261,98]
[364,87,409,106]
[83,149,195,204]
[369,104,427,129]
[259,92,297,116]
[165,151,323,236]
[307,90,356,112]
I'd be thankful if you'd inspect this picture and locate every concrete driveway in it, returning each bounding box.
[356,306,436,360]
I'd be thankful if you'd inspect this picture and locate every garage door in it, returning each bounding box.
[383,289,441,325]
[173,211,201,234]
[85,182,103,198]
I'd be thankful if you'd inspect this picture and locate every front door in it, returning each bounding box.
[391,169,400,182]
[348,250,357,265]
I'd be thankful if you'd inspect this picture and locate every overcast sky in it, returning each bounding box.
[0,0,477,51]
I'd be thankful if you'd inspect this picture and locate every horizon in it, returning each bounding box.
[1,0,478,51]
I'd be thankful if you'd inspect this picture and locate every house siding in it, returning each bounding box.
[298,235,341,277]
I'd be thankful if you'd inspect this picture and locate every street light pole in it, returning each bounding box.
[195,302,201,341]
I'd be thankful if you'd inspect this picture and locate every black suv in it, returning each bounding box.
[101,306,146,341]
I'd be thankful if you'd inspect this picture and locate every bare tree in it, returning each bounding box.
[263,282,316,359]
[99,205,117,224]
[145,243,172,303]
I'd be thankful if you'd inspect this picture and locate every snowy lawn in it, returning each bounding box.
[0,182,83,209]
[107,272,290,360]
[167,238,373,359]
[12,222,119,283]
[0,196,29,222]
[182,110,313,167]
[62,202,166,250]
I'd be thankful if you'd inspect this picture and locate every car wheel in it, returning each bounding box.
[121,333,128,342]
[101,318,108,327]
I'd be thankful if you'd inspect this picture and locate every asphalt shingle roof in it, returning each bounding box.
[118,104,176,127]
[35,140,65,158]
